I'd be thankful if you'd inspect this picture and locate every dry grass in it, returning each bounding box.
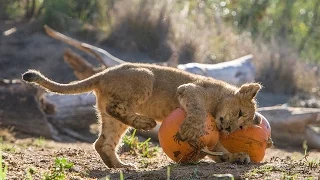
[252,39,319,95]
[2,1,319,96]
[100,0,320,96]
[0,128,15,143]
[102,0,173,62]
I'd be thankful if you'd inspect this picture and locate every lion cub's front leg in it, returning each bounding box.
[175,83,207,144]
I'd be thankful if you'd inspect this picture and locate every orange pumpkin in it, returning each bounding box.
[158,108,219,162]
[219,112,272,162]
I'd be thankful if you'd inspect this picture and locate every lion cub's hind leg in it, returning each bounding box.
[106,96,156,130]
[94,113,132,168]
[105,67,157,131]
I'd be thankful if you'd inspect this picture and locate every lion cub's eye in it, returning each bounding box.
[238,110,243,118]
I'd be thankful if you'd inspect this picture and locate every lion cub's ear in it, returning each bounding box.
[237,83,262,100]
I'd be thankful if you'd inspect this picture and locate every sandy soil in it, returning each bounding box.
[1,129,319,180]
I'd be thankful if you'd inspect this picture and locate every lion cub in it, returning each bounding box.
[22,63,261,168]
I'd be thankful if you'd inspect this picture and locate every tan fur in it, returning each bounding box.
[22,63,261,168]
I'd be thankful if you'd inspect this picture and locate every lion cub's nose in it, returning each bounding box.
[219,117,224,122]
[225,127,231,132]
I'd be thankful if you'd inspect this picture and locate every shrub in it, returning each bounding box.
[102,0,173,61]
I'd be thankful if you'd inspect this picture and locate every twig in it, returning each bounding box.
[43,25,125,67]
[201,148,224,156]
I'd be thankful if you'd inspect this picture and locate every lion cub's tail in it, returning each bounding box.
[22,70,99,94]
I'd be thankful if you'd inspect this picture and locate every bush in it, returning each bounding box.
[41,0,112,31]
[3,0,320,97]
[102,0,173,61]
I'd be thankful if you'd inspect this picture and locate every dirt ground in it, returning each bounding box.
[1,129,320,180]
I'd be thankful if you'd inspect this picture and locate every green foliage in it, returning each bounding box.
[2,0,320,63]
[119,170,124,180]
[26,167,36,180]
[0,143,16,153]
[220,0,320,63]
[2,0,25,20]
[0,0,44,20]
[0,151,8,180]
[303,140,308,155]
[123,129,159,158]
[306,159,320,169]
[34,136,46,147]
[166,166,171,180]
[0,0,111,30]
[281,173,299,180]
[43,0,113,30]
[301,141,320,170]
[44,157,73,180]
[2,0,320,95]
[42,0,74,25]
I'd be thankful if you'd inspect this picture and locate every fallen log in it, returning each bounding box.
[0,79,60,140]
[258,106,320,149]
[64,47,255,86]
[177,55,255,86]
[41,92,97,142]
[0,79,99,142]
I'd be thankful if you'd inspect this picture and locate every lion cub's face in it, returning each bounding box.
[215,83,261,135]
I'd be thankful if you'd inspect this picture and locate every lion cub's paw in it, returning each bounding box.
[177,119,205,142]
[216,152,250,164]
[132,117,157,131]
[228,152,251,164]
